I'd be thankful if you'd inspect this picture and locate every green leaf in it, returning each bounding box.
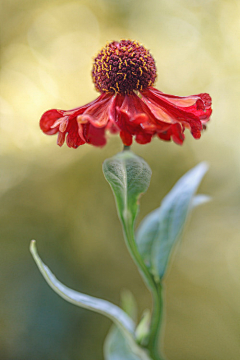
[30,240,135,338]
[135,309,151,346]
[103,151,154,291]
[136,163,209,281]
[104,326,152,360]
[104,326,139,360]
[135,208,160,270]
[104,289,152,360]
[103,151,152,227]
[191,194,211,208]
[120,289,138,323]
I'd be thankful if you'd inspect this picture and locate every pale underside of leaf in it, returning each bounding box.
[136,163,209,281]
[30,240,135,338]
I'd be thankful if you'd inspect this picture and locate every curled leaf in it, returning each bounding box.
[30,240,135,337]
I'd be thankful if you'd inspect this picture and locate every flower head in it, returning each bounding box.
[40,40,212,148]
[91,40,157,94]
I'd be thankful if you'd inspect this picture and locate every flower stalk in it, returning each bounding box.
[120,209,164,360]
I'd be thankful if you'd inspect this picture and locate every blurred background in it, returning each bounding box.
[1,0,240,359]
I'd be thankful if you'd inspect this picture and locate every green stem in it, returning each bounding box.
[147,283,164,360]
[122,217,165,360]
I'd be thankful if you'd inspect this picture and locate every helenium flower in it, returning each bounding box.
[40,40,212,148]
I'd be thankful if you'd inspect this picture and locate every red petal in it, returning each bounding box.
[141,87,210,140]
[116,94,156,135]
[57,131,66,147]
[120,131,132,146]
[189,120,202,139]
[135,133,152,144]
[79,93,114,127]
[107,121,119,134]
[146,87,212,123]
[87,125,107,147]
[157,124,185,145]
[59,116,69,132]
[40,109,63,135]
[140,93,176,124]
[66,120,85,148]
[171,123,185,145]
[158,131,171,142]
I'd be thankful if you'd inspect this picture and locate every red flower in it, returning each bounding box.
[40,40,212,148]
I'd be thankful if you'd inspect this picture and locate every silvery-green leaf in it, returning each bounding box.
[191,194,211,208]
[104,288,152,360]
[135,309,151,346]
[103,151,151,226]
[136,194,210,270]
[120,289,138,323]
[136,208,160,270]
[103,151,153,290]
[30,240,135,338]
[136,163,209,281]
[104,325,152,360]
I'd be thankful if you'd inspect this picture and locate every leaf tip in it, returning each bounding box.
[30,240,37,255]
[197,161,209,175]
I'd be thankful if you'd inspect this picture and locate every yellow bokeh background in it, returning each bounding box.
[1,0,240,359]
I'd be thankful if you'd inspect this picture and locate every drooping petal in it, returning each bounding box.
[135,132,152,144]
[40,109,63,135]
[39,94,117,148]
[120,130,132,146]
[171,123,185,145]
[115,93,178,145]
[145,87,211,123]
[140,87,210,141]
[140,93,176,125]
[51,116,69,130]
[188,120,202,139]
[107,121,119,134]
[195,93,212,121]
[116,94,153,133]
[158,130,171,142]
[86,124,107,147]
[57,131,66,147]
[59,116,69,132]
[66,120,85,148]
[131,93,171,133]
[157,124,185,145]
[78,93,114,127]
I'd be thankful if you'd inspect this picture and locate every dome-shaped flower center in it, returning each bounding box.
[92,40,157,95]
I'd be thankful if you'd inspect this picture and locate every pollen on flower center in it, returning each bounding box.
[92,40,157,95]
